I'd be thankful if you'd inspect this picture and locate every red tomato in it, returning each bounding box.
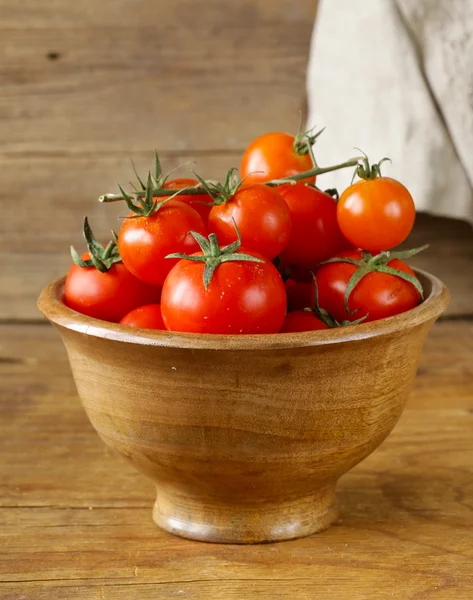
[208,184,292,260]
[64,256,160,323]
[280,311,329,333]
[161,249,287,334]
[285,268,316,311]
[316,250,421,323]
[337,177,415,252]
[120,304,165,329]
[278,183,350,269]
[118,200,206,286]
[240,132,315,185]
[163,178,213,223]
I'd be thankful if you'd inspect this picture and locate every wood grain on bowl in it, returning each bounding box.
[37,271,449,543]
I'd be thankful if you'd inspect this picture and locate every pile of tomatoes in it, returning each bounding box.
[64,128,425,334]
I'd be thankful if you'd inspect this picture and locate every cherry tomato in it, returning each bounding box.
[285,268,316,311]
[118,200,206,287]
[280,311,329,333]
[120,304,165,330]
[278,183,350,269]
[161,249,287,334]
[337,177,415,252]
[316,250,421,323]
[163,178,213,223]
[64,256,160,323]
[240,132,315,185]
[208,184,292,261]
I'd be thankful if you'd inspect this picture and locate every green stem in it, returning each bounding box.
[99,156,363,203]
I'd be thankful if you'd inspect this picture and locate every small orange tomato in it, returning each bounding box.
[337,177,415,252]
[240,132,315,185]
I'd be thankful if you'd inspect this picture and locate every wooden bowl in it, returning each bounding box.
[38,270,449,544]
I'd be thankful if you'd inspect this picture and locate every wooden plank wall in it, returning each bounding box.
[0,0,471,320]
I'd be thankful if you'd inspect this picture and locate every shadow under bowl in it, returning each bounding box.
[37,269,449,543]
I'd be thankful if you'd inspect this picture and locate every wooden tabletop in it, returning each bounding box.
[1,320,472,599]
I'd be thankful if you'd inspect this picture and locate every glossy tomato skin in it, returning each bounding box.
[161,250,287,334]
[279,183,350,269]
[316,250,421,323]
[208,184,292,261]
[163,178,213,223]
[240,132,315,185]
[337,177,415,252]
[284,268,316,311]
[64,258,160,323]
[118,200,206,287]
[119,304,165,329]
[280,311,329,333]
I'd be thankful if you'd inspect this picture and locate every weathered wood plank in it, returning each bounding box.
[0,0,315,154]
[0,0,316,29]
[1,578,469,600]
[0,321,472,598]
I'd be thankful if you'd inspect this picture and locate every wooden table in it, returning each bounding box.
[1,320,472,599]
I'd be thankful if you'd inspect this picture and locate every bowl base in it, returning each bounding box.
[152,484,339,544]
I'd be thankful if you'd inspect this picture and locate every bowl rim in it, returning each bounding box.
[37,269,450,351]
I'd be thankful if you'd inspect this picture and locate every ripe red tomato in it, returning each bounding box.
[161,249,287,334]
[118,200,206,286]
[120,304,165,329]
[208,184,292,261]
[284,268,316,311]
[316,250,421,323]
[240,132,315,185]
[163,178,213,223]
[280,311,329,333]
[337,177,415,252]
[64,257,160,323]
[278,183,350,269]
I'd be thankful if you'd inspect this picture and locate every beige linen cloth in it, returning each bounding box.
[306,0,473,224]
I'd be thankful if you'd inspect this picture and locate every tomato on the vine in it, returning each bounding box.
[280,311,329,333]
[64,218,160,323]
[316,249,423,323]
[278,183,350,269]
[208,183,292,261]
[163,178,213,223]
[120,304,165,329]
[240,131,316,185]
[337,160,415,252]
[118,199,206,287]
[161,231,287,334]
[284,268,317,311]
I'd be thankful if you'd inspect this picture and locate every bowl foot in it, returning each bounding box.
[152,484,338,544]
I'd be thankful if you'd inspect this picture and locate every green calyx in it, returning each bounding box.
[122,151,166,216]
[120,154,192,218]
[193,168,250,206]
[353,149,392,182]
[293,126,325,157]
[303,273,367,328]
[166,223,264,290]
[70,217,121,273]
[320,245,429,314]
[292,112,325,159]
